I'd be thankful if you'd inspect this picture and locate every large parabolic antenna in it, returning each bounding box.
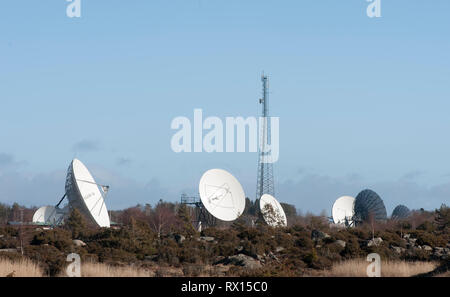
[259,194,287,227]
[65,159,110,228]
[332,196,355,226]
[198,169,246,221]
[354,189,387,224]
[32,206,65,225]
[391,205,411,220]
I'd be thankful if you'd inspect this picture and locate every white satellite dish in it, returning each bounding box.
[259,194,287,227]
[32,206,64,225]
[198,169,246,221]
[332,196,355,226]
[65,159,110,228]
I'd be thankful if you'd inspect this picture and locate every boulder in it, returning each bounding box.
[391,246,406,254]
[422,245,432,251]
[0,249,18,253]
[367,237,383,247]
[406,242,417,249]
[72,240,86,247]
[311,230,330,241]
[200,236,215,242]
[144,255,158,261]
[174,234,185,244]
[433,247,444,257]
[444,249,450,260]
[432,247,450,260]
[268,251,279,260]
[216,254,262,270]
[408,238,417,245]
[275,246,285,253]
[334,240,346,248]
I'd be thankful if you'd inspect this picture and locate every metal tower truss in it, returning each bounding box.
[180,193,217,227]
[256,74,275,201]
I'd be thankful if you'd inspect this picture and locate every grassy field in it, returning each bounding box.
[325,259,437,277]
[0,258,43,277]
[0,257,444,277]
[77,262,155,277]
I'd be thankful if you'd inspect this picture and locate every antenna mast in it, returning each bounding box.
[256,74,275,200]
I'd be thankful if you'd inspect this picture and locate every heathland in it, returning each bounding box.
[0,201,448,277]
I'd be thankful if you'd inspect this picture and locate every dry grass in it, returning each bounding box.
[77,262,155,277]
[0,258,43,277]
[326,259,437,277]
[1,256,442,277]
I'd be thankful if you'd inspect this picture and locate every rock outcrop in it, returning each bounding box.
[311,230,330,241]
[72,239,86,247]
[367,237,383,247]
[215,254,262,270]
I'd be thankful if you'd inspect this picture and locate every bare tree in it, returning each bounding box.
[148,201,177,237]
[120,206,146,226]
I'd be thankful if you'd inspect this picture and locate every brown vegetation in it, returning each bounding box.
[0,258,43,277]
[0,202,448,277]
[324,259,436,277]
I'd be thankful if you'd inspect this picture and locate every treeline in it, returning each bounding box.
[0,198,299,227]
[0,203,35,224]
[1,198,449,233]
[109,198,299,229]
[111,201,197,237]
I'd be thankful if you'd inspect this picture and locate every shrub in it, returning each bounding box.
[412,230,446,247]
[294,233,313,249]
[24,245,66,276]
[31,229,73,251]
[435,204,450,231]
[417,221,436,232]
[65,208,87,238]
[340,238,362,259]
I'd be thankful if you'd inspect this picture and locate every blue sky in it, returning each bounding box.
[0,1,449,214]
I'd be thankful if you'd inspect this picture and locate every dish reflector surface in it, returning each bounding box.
[259,194,287,227]
[332,196,355,225]
[32,206,63,225]
[391,205,411,220]
[354,189,387,224]
[65,159,110,227]
[198,169,245,221]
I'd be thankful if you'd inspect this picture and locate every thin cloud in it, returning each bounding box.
[401,170,424,181]
[0,153,25,169]
[0,170,65,207]
[72,140,100,152]
[0,153,15,167]
[116,157,132,166]
[0,163,447,214]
